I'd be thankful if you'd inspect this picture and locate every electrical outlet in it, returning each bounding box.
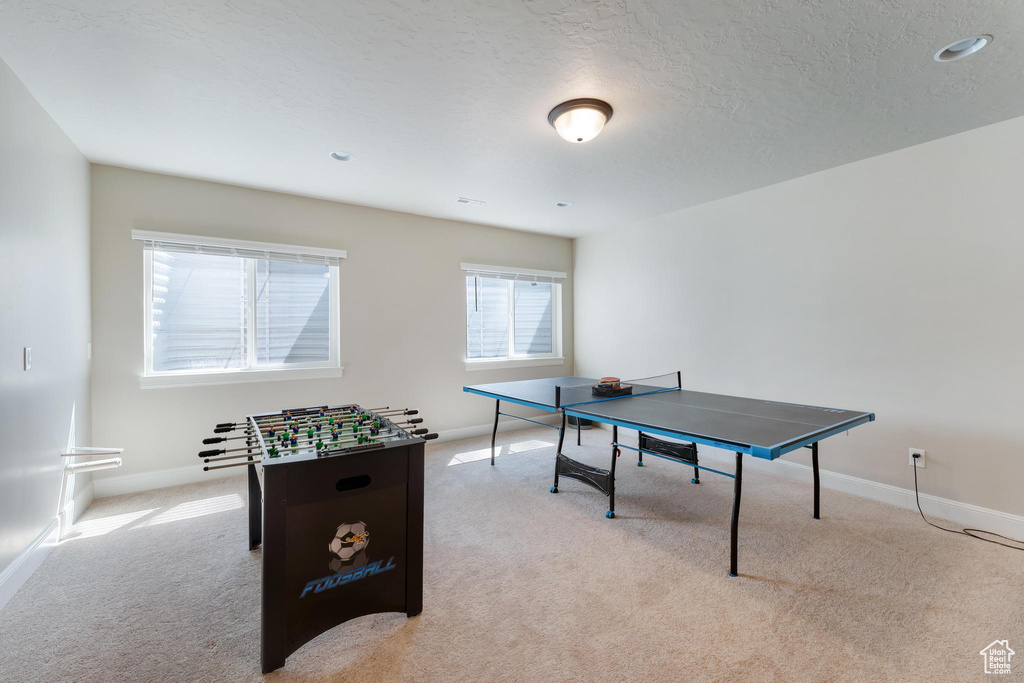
[23,347,31,370]
[909,448,926,468]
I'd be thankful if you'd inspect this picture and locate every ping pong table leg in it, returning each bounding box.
[606,425,618,518]
[730,452,743,577]
[490,400,500,466]
[812,442,820,520]
[576,417,581,446]
[551,412,566,493]
[556,411,566,454]
[636,431,643,467]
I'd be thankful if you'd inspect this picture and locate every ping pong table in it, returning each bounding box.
[463,373,874,576]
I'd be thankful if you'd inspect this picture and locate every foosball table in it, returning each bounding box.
[199,404,436,673]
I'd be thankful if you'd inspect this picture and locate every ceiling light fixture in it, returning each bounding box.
[330,151,354,161]
[547,99,613,143]
[555,201,573,208]
[934,35,992,62]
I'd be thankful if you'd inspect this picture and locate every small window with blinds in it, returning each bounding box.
[135,231,344,379]
[463,263,564,363]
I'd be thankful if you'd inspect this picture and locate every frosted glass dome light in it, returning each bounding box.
[547,99,613,144]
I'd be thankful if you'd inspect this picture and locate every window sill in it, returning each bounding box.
[464,357,565,371]
[139,366,344,389]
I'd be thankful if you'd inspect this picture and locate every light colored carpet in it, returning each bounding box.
[1,427,1021,682]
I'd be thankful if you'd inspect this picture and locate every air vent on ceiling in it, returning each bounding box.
[456,197,485,205]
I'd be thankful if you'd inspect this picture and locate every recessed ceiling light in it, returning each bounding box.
[547,99,613,143]
[330,151,354,161]
[934,35,992,62]
[555,201,573,208]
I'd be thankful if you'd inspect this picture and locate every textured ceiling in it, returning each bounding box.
[2,1,1023,237]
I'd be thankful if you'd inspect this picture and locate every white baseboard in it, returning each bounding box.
[591,421,1024,538]
[93,461,242,498]
[0,519,59,611]
[92,417,1023,541]
[433,414,560,443]
[74,480,94,524]
[92,415,560,499]
[692,447,1024,541]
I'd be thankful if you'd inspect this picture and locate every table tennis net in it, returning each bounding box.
[554,372,680,408]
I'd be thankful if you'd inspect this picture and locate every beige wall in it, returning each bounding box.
[90,165,573,488]
[575,116,1024,517]
[0,60,91,576]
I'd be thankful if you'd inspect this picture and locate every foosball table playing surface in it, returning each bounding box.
[199,404,436,673]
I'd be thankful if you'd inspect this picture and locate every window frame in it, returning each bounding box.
[463,265,565,370]
[141,250,342,386]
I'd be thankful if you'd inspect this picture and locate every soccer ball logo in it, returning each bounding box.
[329,521,369,562]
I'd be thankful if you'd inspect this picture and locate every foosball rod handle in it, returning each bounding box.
[203,436,257,445]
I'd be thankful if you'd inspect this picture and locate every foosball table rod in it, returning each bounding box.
[201,430,429,462]
[199,425,432,458]
[212,406,392,429]
[203,419,425,444]
[249,413,420,436]
[213,408,418,434]
[202,432,438,470]
[254,408,418,429]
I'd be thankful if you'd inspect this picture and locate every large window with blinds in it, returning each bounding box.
[135,231,344,379]
[463,263,564,363]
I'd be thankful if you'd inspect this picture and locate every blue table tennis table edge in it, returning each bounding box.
[461,384,678,411]
[563,407,875,460]
[465,384,875,460]
[462,386,560,412]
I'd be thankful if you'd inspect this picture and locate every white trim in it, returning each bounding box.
[143,250,342,380]
[73,480,94,525]
[132,229,347,260]
[245,257,257,366]
[85,420,1024,552]
[464,357,566,371]
[93,416,1023,540]
[329,262,341,368]
[761,457,1024,540]
[594,423,1024,541]
[143,250,153,375]
[433,414,561,442]
[0,519,59,611]
[465,277,563,363]
[93,461,244,498]
[57,479,95,540]
[461,262,566,281]
[140,365,344,388]
[91,415,562,499]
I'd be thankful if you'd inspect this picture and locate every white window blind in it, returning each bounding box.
[150,250,249,372]
[133,230,346,265]
[256,260,331,365]
[135,231,343,377]
[463,264,562,361]
[460,263,566,283]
